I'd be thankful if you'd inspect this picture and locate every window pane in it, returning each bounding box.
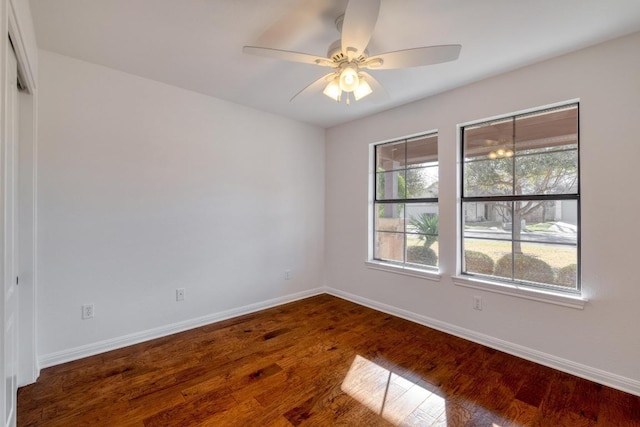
[494,242,578,289]
[406,204,437,234]
[513,105,578,196]
[406,239,439,267]
[407,134,437,168]
[515,149,578,195]
[406,203,438,267]
[375,203,404,232]
[463,201,513,239]
[375,201,405,264]
[464,157,513,197]
[406,166,438,198]
[406,203,438,233]
[462,237,512,276]
[514,105,578,154]
[463,117,513,160]
[516,200,578,245]
[375,232,404,263]
[376,170,406,200]
[376,141,406,170]
[519,242,577,289]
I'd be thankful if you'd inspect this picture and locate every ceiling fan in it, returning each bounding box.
[243,0,461,104]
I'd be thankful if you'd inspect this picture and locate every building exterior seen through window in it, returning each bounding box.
[373,133,439,269]
[461,103,580,291]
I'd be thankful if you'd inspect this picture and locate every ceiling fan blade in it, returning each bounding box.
[370,45,462,69]
[289,73,335,102]
[341,0,381,58]
[360,71,389,102]
[243,46,333,67]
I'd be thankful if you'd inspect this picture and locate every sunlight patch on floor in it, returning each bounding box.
[341,355,447,425]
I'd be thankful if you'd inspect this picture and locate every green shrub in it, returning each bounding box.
[494,254,554,284]
[464,251,494,275]
[408,214,438,249]
[556,264,577,287]
[406,246,438,266]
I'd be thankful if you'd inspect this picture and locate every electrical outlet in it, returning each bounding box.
[284,270,292,280]
[473,296,483,311]
[82,304,94,319]
[176,288,185,301]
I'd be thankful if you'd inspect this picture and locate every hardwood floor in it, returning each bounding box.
[17,294,640,426]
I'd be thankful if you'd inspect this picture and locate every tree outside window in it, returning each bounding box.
[461,104,580,290]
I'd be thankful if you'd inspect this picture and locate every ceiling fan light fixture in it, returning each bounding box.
[323,77,342,101]
[243,0,463,105]
[339,65,359,92]
[488,147,514,159]
[353,76,372,101]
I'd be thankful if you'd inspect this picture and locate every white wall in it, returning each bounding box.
[325,31,640,390]
[37,50,325,362]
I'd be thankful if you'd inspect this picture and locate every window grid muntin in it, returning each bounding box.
[460,103,580,292]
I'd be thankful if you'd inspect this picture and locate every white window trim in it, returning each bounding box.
[452,275,587,309]
[365,260,441,282]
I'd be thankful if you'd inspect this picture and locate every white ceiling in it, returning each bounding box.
[29,0,640,128]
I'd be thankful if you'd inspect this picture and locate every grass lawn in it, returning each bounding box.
[525,222,553,232]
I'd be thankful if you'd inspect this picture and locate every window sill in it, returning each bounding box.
[452,275,587,310]
[365,261,441,282]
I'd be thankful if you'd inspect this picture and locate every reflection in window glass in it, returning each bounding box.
[373,133,439,269]
[461,104,580,291]
[377,140,406,170]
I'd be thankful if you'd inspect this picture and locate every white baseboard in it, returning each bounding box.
[325,287,640,397]
[38,287,325,369]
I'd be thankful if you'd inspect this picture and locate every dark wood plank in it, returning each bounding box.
[17,294,640,426]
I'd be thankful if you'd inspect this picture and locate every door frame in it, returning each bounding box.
[7,0,38,388]
[1,2,38,425]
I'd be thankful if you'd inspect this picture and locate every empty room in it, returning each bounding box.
[3,0,640,425]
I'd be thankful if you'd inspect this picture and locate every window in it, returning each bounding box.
[373,133,439,270]
[461,103,580,292]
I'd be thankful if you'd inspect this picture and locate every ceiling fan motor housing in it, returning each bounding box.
[327,39,368,64]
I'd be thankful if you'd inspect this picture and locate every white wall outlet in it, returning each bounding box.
[284,269,292,280]
[176,288,185,301]
[473,296,483,311]
[82,304,94,319]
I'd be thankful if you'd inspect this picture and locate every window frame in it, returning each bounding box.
[369,131,441,278]
[458,102,581,294]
